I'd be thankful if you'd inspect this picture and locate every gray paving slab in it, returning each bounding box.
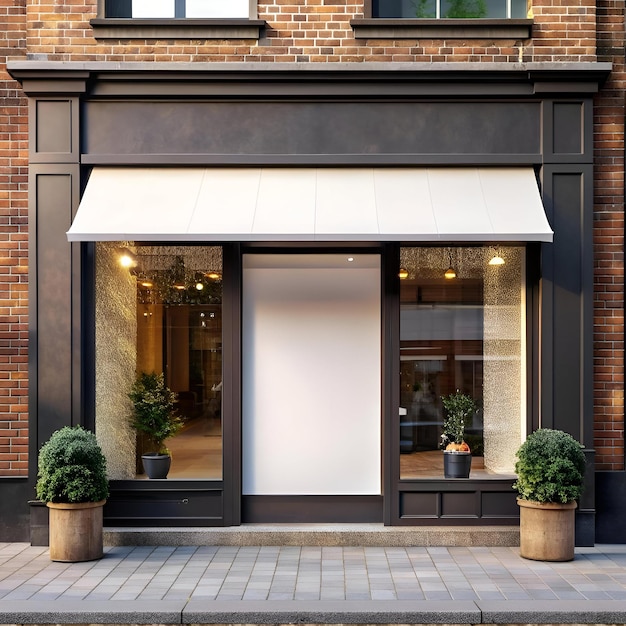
[477,599,626,623]
[182,599,482,623]
[0,600,186,624]
[2,543,626,624]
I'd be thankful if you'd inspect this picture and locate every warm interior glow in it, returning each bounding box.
[399,268,409,280]
[489,255,505,266]
[444,267,457,279]
[119,249,137,269]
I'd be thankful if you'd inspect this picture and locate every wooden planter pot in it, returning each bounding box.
[517,498,577,561]
[47,500,106,562]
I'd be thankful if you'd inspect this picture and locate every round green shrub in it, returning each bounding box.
[36,426,109,504]
[513,428,586,504]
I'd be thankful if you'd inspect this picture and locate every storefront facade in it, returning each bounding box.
[6,61,609,543]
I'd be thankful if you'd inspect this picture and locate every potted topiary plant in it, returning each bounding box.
[440,390,477,478]
[513,428,586,561]
[129,371,184,479]
[36,426,109,562]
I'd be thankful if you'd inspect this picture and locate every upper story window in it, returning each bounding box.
[105,0,250,18]
[93,0,264,39]
[352,0,532,38]
[372,0,527,18]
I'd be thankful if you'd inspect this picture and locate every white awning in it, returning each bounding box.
[67,167,553,243]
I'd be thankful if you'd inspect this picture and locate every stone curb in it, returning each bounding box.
[2,599,626,624]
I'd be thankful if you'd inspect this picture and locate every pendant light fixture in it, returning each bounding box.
[444,249,456,280]
[488,250,505,266]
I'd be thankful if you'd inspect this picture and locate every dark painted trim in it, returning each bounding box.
[242,496,383,523]
[106,480,226,526]
[382,244,400,526]
[80,154,546,167]
[596,471,626,543]
[8,62,612,99]
[526,242,541,433]
[222,244,242,526]
[90,18,266,40]
[350,18,533,39]
[395,478,519,525]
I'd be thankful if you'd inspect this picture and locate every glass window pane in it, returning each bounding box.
[132,0,175,17]
[441,0,487,18]
[511,0,527,17]
[399,247,524,479]
[96,244,223,480]
[484,0,507,18]
[373,0,431,18]
[186,0,250,18]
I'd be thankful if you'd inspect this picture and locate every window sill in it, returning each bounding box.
[90,18,266,40]
[350,18,533,39]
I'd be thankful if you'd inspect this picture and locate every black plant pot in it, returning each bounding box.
[443,450,472,478]
[141,453,171,479]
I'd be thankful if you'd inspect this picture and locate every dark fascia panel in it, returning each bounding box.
[351,18,533,39]
[7,61,613,99]
[90,18,266,40]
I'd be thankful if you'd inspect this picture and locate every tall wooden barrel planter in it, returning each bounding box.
[36,426,109,563]
[47,500,106,562]
[517,499,577,561]
[513,429,586,562]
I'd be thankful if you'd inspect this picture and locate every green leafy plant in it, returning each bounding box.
[129,372,183,455]
[443,0,487,17]
[513,428,586,503]
[36,426,109,504]
[413,0,436,18]
[440,390,477,450]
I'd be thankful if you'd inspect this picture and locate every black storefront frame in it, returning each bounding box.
[99,240,534,527]
[6,61,609,542]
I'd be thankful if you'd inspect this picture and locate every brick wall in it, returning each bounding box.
[593,0,625,471]
[22,0,597,63]
[1,0,623,475]
[0,0,28,477]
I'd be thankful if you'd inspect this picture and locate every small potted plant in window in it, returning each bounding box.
[440,390,477,478]
[36,426,109,562]
[513,428,586,561]
[129,371,184,479]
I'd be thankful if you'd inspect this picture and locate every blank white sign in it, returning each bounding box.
[242,254,381,495]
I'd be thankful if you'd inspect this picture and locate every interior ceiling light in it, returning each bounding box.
[489,253,505,266]
[399,267,409,280]
[205,271,221,281]
[444,249,456,280]
[139,279,153,288]
[119,248,137,269]
[195,282,204,291]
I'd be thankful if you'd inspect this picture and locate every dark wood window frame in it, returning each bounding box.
[351,0,533,39]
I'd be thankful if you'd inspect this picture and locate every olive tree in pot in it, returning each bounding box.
[129,372,183,479]
[440,391,477,478]
[513,428,586,561]
[36,426,109,562]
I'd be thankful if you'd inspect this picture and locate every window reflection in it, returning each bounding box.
[399,247,524,479]
[96,244,223,480]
